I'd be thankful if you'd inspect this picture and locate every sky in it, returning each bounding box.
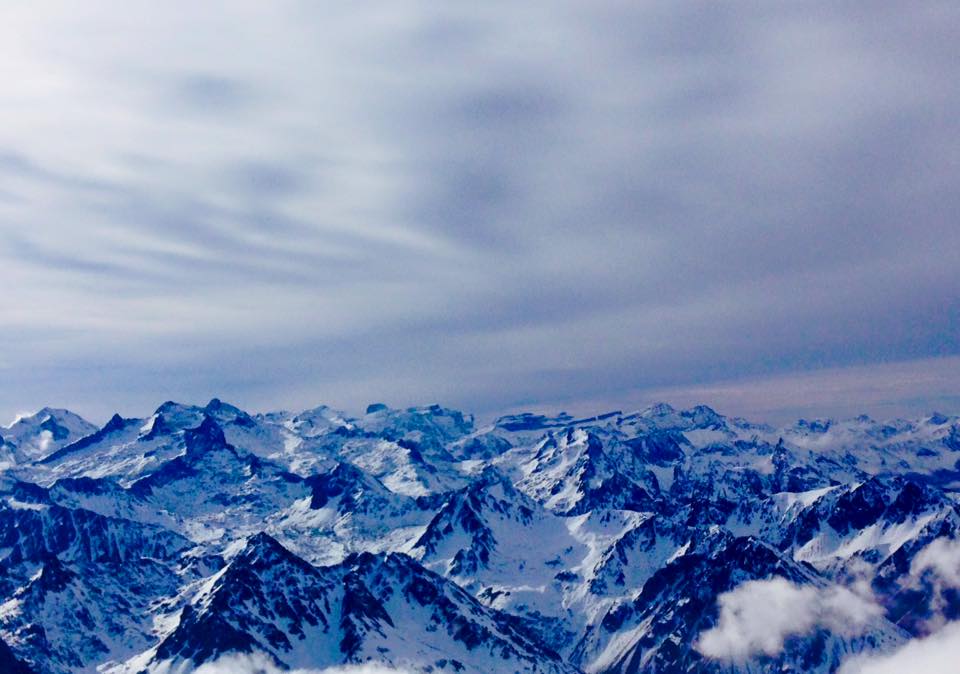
[0,1,958,425]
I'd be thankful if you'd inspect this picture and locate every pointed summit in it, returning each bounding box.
[204,398,256,428]
[0,408,98,463]
[142,412,174,440]
[38,412,134,464]
[642,402,676,417]
[236,531,302,569]
[103,413,127,433]
[680,404,725,429]
[233,531,322,576]
[184,416,231,458]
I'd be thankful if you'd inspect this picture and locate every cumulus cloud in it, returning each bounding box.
[902,535,960,629]
[36,429,53,454]
[190,652,412,674]
[697,577,881,661]
[911,536,960,588]
[838,620,960,674]
[830,536,960,672]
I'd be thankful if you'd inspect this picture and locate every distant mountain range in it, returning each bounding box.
[1,399,959,673]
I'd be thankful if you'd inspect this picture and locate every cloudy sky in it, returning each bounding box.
[1,1,958,424]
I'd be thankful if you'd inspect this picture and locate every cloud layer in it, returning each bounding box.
[697,577,881,661]
[0,2,958,421]
[838,620,960,674]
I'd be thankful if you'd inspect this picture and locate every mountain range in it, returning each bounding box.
[1,399,959,673]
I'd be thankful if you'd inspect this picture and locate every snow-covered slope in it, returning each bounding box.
[0,409,98,467]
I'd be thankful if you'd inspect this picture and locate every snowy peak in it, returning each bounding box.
[38,413,138,466]
[336,550,575,673]
[203,398,257,428]
[306,461,392,511]
[576,533,902,673]
[359,403,474,449]
[511,428,660,515]
[0,500,192,569]
[412,475,514,575]
[0,408,97,464]
[152,535,571,674]
[286,404,352,437]
[236,531,305,565]
[152,532,337,670]
[773,475,960,575]
[679,404,726,429]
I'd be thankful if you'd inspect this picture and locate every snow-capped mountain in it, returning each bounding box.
[0,400,958,673]
[0,409,98,467]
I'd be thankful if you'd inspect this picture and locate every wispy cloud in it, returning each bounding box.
[0,1,957,420]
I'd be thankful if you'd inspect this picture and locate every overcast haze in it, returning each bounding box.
[1,1,958,424]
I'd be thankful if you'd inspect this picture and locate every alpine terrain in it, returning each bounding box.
[1,400,959,673]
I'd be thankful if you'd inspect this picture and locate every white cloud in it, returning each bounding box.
[911,536,960,588]
[36,429,53,454]
[838,620,960,674]
[697,577,881,661]
[894,535,960,631]
[833,536,960,672]
[0,2,958,423]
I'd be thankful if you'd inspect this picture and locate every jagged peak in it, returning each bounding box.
[183,416,232,457]
[5,407,84,427]
[154,400,190,415]
[641,402,677,417]
[102,413,127,433]
[203,398,256,427]
[231,531,315,574]
[242,530,285,554]
[203,397,226,412]
[680,404,726,428]
[794,417,833,433]
[36,412,136,464]
[142,412,175,440]
[306,461,394,510]
[311,461,381,491]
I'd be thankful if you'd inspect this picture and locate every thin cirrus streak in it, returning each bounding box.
[0,1,957,420]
